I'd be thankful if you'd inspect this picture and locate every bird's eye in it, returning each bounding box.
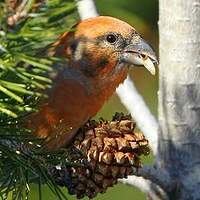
[106,34,117,44]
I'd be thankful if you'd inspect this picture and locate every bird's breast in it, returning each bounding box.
[27,67,127,149]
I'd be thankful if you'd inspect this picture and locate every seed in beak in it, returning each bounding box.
[140,54,148,60]
[139,55,156,75]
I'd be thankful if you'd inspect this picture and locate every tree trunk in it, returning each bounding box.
[159,0,200,199]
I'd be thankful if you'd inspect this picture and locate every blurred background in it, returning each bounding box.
[30,0,159,199]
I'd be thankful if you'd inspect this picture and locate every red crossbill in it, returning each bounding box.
[27,16,157,150]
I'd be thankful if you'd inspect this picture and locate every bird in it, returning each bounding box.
[27,16,157,150]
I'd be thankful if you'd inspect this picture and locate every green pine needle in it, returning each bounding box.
[0,107,18,118]
[0,0,77,199]
[17,55,53,71]
[0,85,24,103]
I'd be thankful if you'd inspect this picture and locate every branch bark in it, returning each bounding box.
[131,165,171,191]
[120,175,169,200]
[75,0,98,19]
[158,0,200,198]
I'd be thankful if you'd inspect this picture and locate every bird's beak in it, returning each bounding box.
[120,38,158,75]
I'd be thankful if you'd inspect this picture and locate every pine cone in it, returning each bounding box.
[55,113,150,199]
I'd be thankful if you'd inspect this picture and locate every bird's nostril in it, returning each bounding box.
[140,54,148,59]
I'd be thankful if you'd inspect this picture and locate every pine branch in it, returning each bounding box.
[0,113,150,199]
[0,1,77,199]
[0,0,77,119]
[0,136,72,200]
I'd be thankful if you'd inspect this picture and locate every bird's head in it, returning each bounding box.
[55,16,157,80]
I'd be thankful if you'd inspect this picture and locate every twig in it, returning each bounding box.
[75,0,98,19]
[120,176,169,200]
[131,165,171,191]
[6,0,42,26]
[120,165,172,199]
[75,0,159,155]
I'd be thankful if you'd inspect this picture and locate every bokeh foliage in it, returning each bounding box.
[0,0,77,120]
